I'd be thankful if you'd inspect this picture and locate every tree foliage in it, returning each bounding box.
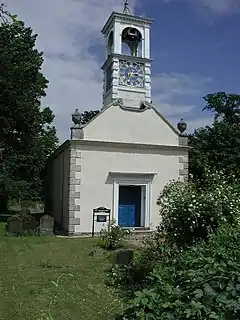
[0,5,58,202]
[122,224,240,320]
[189,92,240,181]
[79,110,100,126]
[203,92,240,124]
[110,92,240,320]
[157,170,240,247]
[114,172,240,320]
[0,3,18,24]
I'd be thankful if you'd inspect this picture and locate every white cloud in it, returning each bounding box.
[152,73,211,101]
[196,0,240,14]
[164,0,240,14]
[6,0,136,142]
[186,116,214,132]
[151,73,213,132]
[5,0,212,141]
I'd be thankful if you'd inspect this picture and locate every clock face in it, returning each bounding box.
[119,61,144,88]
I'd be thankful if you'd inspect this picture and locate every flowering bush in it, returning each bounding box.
[157,170,240,246]
[121,224,240,320]
[111,171,240,319]
[98,220,132,250]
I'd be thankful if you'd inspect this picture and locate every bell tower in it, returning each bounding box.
[101,1,153,109]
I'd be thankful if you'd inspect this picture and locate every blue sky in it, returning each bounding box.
[144,0,240,128]
[7,0,240,141]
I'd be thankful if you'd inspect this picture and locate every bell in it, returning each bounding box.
[128,28,138,37]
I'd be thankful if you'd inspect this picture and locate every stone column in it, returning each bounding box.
[68,109,82,235]
[177,119,189,182]
[71,125,84,140]
[70,109,84,140]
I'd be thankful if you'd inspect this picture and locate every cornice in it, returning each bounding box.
[46,137,189,168]
[101,53,152,70]
[102,12,153,35]
[69,139,189,152]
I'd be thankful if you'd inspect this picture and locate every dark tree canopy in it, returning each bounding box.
[203,92,240,124]
[0,6,58,202]
[189,92,240,181]
[80,110,100,126]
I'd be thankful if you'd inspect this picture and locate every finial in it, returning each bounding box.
[72,108,81,126]
[70,109,84,140]
[177,118,187,134]
[123,0,131,15]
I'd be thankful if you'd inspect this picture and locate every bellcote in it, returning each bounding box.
[101,3,153,60]
[101,2,153,109]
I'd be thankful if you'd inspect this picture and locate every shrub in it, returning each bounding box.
[107,231,176,292]
[107,249,155,292]
[121,224,240,320]
[157,170,240,246]
[98,220,132,250]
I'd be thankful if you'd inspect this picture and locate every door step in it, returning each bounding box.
[127,228,154,242]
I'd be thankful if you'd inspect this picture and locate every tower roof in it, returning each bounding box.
[101,12,153,35]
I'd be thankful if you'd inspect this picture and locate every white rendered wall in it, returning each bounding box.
[73,143,186,234]
[45,145,70,233]
[84,104,179,146]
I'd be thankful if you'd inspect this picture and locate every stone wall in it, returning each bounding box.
[44,143,70,233]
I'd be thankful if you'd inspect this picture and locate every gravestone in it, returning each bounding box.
[19,208,30,217]
[22,215,37,235]
[7,215,23,236]
[113,249,134,267]
[39,215,54,235]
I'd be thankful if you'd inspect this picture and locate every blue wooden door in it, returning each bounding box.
[118,186,141,227]
[118,205,135,227]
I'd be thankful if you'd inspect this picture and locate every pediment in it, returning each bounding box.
[82,98,180,146]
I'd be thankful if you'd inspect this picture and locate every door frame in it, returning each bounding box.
[113,177,152,228]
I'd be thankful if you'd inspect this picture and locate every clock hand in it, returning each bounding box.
[128,71,138,78]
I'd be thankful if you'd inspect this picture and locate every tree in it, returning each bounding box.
[203,92,240,124]
[0,5,58,203]
[189,92,240,181]
[80,110,100,126]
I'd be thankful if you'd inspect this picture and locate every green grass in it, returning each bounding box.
[0,223,125,320]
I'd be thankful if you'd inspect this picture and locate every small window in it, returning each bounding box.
[108,31,114,56]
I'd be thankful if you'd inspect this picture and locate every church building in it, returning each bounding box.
[44,1,189,236]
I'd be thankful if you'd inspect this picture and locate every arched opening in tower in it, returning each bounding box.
[121,27,142,57]
[108,31,114,56]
